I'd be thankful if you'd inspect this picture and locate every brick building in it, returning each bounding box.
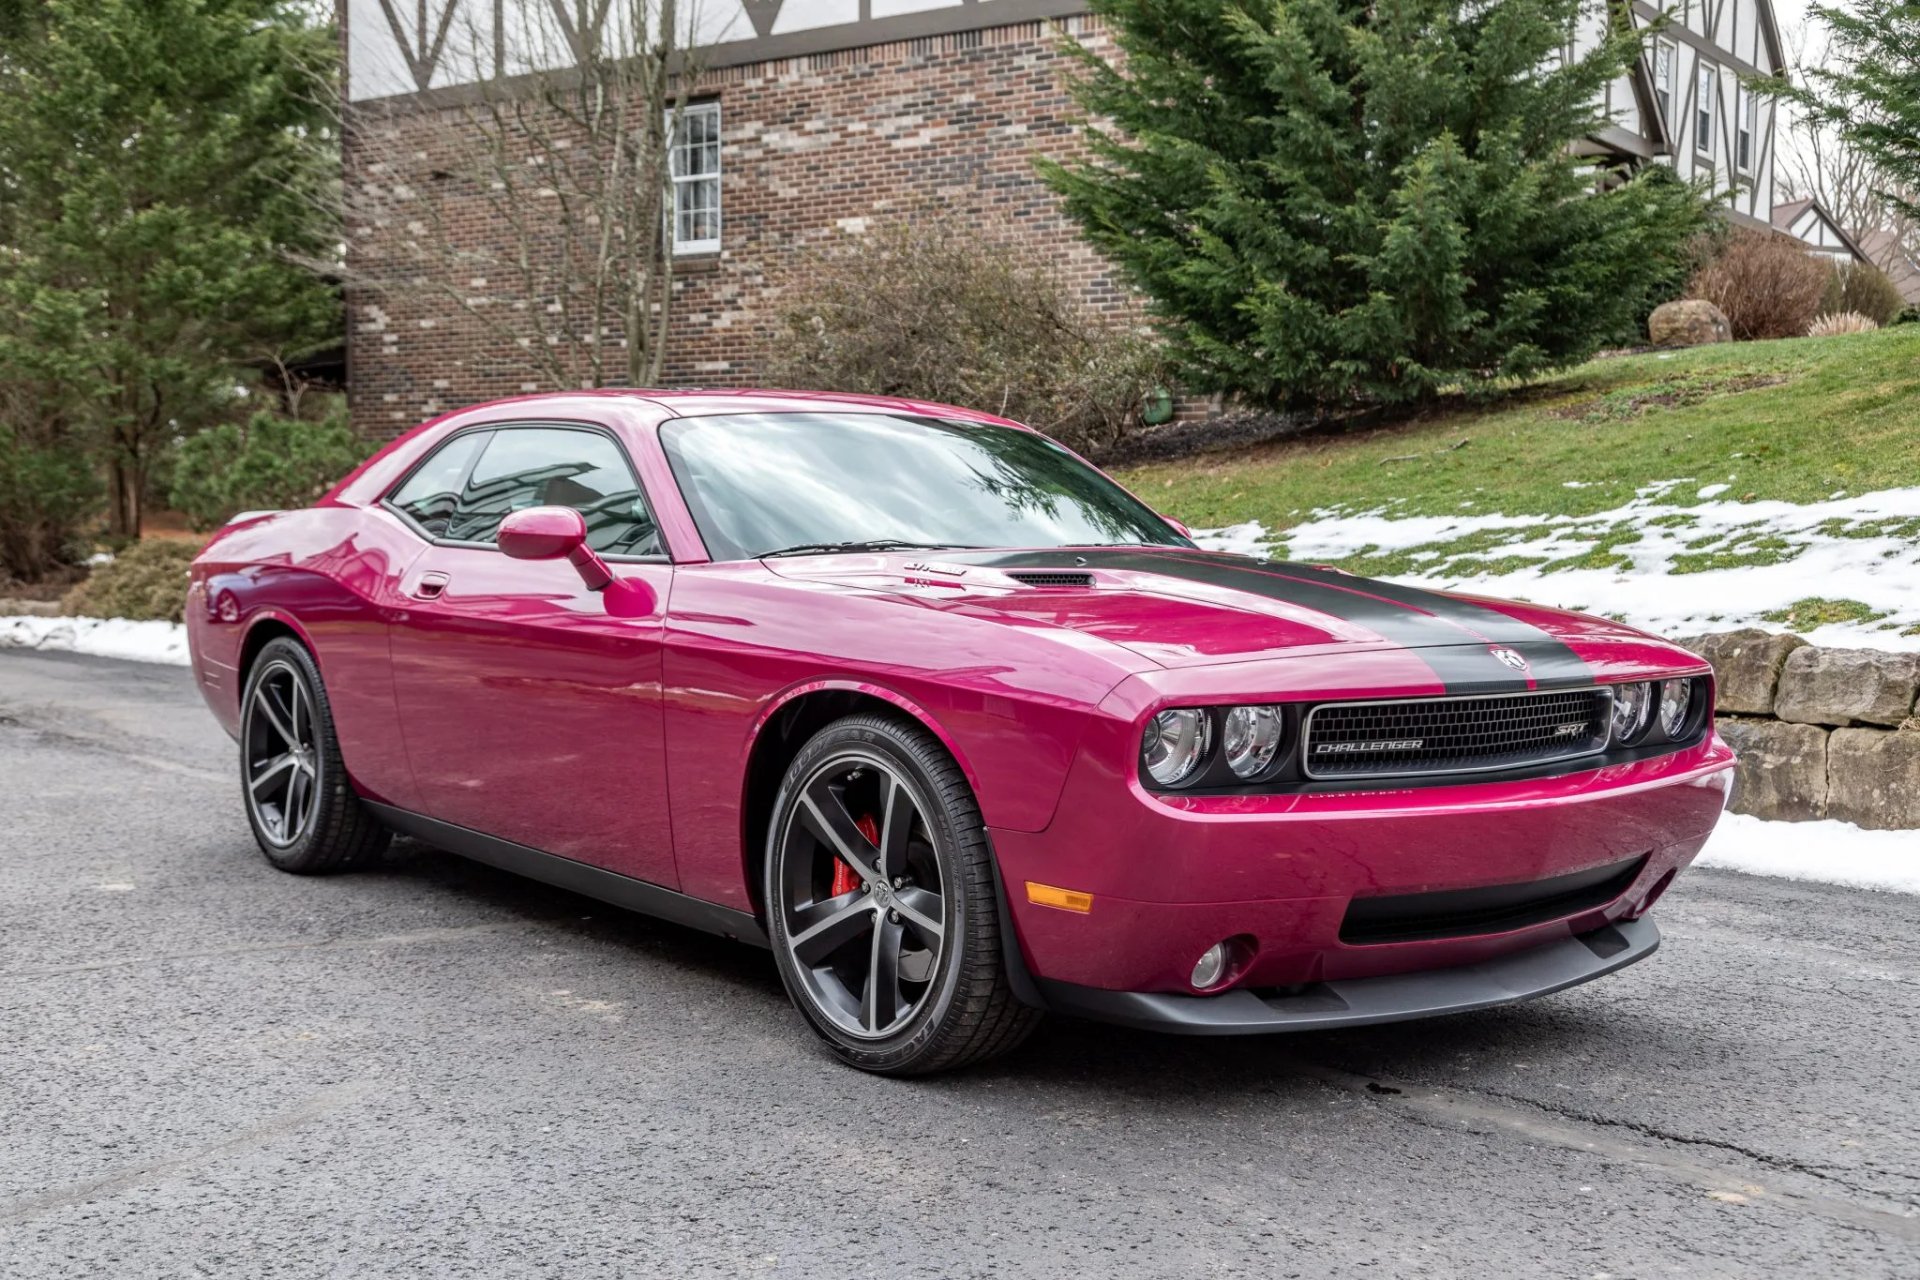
[344,1,1121,438]
[343,0,1797,439]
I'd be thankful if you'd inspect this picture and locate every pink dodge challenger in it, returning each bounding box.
[187,390,1735,1074]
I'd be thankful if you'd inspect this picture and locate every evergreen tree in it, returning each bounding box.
[0,0,338,539]
[1039,0,1709,411]
[1775,2,1920,224]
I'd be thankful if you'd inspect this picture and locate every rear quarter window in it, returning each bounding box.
[386,432,489,538]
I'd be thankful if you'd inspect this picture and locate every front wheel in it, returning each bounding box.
[765,714,1041,1075]
[240,637,389,874]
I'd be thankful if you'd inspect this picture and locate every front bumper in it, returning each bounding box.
[1033,915,1659,1035]
[993,732,1733,997]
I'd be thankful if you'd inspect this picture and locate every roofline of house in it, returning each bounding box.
[1585,124,1662,161]
[1755,0,1788,80]
[1756,197,1871,262]
[346,0,1091,113]
[1798,198,1872,262]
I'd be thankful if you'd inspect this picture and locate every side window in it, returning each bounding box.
[387,431,489,538]
[446,427,662,557]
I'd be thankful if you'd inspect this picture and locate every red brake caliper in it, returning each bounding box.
[833,815,879,898]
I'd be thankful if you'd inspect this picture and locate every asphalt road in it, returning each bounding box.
[1,649,1916,1278]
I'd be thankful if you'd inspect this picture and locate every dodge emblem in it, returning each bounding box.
[1492,647,1529,672]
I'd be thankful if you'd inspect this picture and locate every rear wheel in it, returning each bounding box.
[240,637,389,874]
[765,714,1041,1075]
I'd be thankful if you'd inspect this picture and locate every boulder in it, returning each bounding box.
[1775,647,1920,727]
[1649,299,1732,347]
[1716,717,1829,821]
[1691,629,1808,716]
[1826,728,1920,830]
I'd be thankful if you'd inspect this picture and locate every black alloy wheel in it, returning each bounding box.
[244,656,319,847]
[765,714,1041,1074]
[239,637,389,873]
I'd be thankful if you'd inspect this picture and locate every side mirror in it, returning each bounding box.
[498,506,613,591]
[1163,515,1193,540]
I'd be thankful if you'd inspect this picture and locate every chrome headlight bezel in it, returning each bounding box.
[1657,677,1695,739]
[1141,708,1214,788]
[1609,681,1653,746]
[1221,705,1287,781]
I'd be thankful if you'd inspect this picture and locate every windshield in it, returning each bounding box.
[659,413,1193,561]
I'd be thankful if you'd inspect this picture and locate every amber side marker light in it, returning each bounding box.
[1026,882,1094,914]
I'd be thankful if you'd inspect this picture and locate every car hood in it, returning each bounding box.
[764,546,1666,683]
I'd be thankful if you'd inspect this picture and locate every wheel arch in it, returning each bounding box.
[238,611,316,684]
[738,681,984,920]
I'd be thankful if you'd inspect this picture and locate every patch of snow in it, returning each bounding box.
[1191,483,1920,648]
[0,616,189,666]
[1696,483,1730,499]
[1697,813,1920,895]
[1562,481,1590,489]
[1190,521,1272,559]
[86,551,115,566]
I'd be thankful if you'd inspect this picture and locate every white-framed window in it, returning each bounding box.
[1653,39,1674,123]
[1695,63,1716,157]
[1737,86,1756,172]
[669,102,721,256]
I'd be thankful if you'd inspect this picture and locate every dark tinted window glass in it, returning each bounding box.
[660,413,1190,561]
[446,427,660,556]
[388,431,488,538]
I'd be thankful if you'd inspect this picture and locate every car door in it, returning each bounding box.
[384,422,678,888]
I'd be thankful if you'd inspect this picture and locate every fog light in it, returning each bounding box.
[1191,942,1229,991]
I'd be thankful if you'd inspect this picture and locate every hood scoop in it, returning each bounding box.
[1005,570,1095,589]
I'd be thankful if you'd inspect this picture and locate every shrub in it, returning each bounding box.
[0,422,99,585]
[61,539,198,622]
[168,403,372,532]
[1808,311,1880,337]
[1037,0,1712,410]
[1819,261,1905,326]
[1688,230,1832,340]
[764,217,1168,456]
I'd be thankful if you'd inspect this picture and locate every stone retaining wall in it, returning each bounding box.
[1677,630,1920,829]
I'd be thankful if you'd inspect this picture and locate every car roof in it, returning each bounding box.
[612,388,1025,427]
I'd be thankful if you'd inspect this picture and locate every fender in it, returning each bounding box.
[745,676,988,799]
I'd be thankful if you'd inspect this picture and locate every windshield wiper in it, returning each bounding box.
[759,539,982,559]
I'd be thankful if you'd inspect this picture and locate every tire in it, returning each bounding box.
[764,713,1042,1075]
[239,636,390,874]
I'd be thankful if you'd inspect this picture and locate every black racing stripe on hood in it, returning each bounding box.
[1238,559,1597,691]
[969,548,1594,694]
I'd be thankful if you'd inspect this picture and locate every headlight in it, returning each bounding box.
[1222,705,1284,779]
[1658,678,1695,738]
[1142,709,1211,787]
[1610,681,1652,744]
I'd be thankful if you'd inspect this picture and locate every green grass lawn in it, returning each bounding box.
[1118,327,1920,533]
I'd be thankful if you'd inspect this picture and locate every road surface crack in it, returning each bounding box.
[0,1081,376,1224]
[1294,1061,1920,1243]
[1474,1086,1903,1205]
[5,921,556,981]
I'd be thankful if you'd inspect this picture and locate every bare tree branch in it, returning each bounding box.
[343,1,705,394]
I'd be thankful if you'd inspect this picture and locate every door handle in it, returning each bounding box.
[412,572,450,601]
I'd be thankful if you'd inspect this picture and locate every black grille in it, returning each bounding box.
[1304,688,1610,780]
[1340,855,1646,944]
[1006,571,1094,588]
